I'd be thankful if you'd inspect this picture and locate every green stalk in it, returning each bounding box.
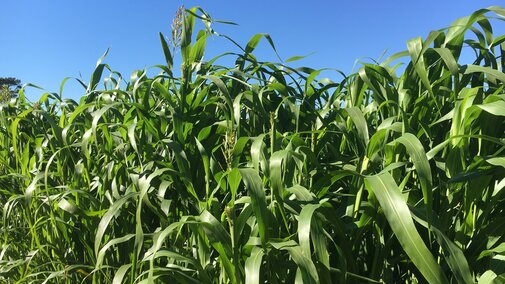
[270,111,276,153]
[225,205,240,283]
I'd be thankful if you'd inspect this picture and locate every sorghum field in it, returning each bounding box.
[2,6,505,284]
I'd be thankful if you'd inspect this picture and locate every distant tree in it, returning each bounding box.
[0,77,21,103]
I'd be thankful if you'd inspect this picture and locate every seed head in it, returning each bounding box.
[223,129,236,169]
[171,5,184,49]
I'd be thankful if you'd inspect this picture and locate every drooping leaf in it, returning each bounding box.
[364,173,447,284]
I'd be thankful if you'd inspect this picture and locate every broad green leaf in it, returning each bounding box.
[245,34,264,54]
[367,128,387,158]
[393,133,433,222]
[9,108,31,170]
[135,169,169,262]
[181,7,196,63]
[407,37,433,96]
[298,203,321,257]
[127,120,138,153]
[112,264,132,284]
[228,167,241,202]
[95,234,135,269]
[286,185,314,202]
[433,47,459,75]
[479,270,499,284]
[195,138,211,199]
[479,242,505,259]
[364,173,447,284]
[198,211,236,282]
[94,192,138,257]
[487,157,505,168]
[189,30,207,64]
[91,102,121,146]
[464,64,505,84]
[345,107,369,147]
[477,100,505,116]
[245,246,264,284]
[251,134,268,174]
[311,215,330,270]
[283,246,319,284]
[411,208,474,284]
[244,33,281,61]
[159,32,173,72]
[199,210,232,256]
[285,52,315,63]
[202,75,233,112]
[88,63,107,93]
[240,168,269,244]
[269,150,287,204]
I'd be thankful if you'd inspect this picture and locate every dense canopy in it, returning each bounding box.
[1,6,505,283]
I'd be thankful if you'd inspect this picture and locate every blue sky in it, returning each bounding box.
[1,1,504,101]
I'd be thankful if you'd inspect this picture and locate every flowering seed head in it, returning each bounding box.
[171,5,184,49]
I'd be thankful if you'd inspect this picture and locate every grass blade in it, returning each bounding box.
[364,173,447,283]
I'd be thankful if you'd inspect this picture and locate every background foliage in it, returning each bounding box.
[1,6,505,283]
[0,77,21,104]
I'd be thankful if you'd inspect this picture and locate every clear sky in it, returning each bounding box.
[1,1,504,101]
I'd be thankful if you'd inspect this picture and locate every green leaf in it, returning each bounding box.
[393,133,433,222]
[269,150,287,204]
[245,34,264,54]
[159,32,173,72]
[487,157,505,168]
[94,192,138,257]
[199,210,236,283]
[433,47,459,75]
[251,134,268,174]
[477,100,505,116]
[195,138,211,199]
[345,107,369,147]
[282,246,320,284]
[479,270,499,284]
[368,128,387,158]
[285,52,315,63]
[479,242,505,259]
[464,64,505,84]
[407,37,433,96]
[364,173,447,284]
[189,30,207,64]
[245,247,264,284]
[88,63,107,93]
[239,168,269,244]
[181,7,196,63]
[298,203,321,257]
[410,208,474,284]
[244,33,281,61]
[95,234,135,269]
[228,168,241,202]
[113,264,132,284]
[286,185,314,202]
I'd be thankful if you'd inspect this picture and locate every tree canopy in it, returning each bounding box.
[0,77,21,103]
